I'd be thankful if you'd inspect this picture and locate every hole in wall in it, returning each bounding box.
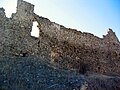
[31,21,39,38]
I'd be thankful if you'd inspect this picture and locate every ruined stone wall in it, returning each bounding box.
[0,0,38,56]
[35,15,99,47]
[0,0,120,75]
[35,14,120,51]
[33,14,120,75]
[0,8,6,27]
[13,0,34,21]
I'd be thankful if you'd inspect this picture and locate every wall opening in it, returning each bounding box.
[31,21,39,38]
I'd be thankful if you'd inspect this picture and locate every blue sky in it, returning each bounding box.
[1,0,120,40]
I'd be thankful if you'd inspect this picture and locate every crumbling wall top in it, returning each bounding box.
[0,8,6,27]
[103,28,119,44]
[17,0,34,13]
[0,8,5,13]
[0,8,6,18]
[13,0,34,21]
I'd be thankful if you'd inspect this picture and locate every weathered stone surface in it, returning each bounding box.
[33,14,120,75]
[0,57,120,90]
[0,0,120,89]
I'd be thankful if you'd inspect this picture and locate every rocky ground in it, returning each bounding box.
[0,56,120,90]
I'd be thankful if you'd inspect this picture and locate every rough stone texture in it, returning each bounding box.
[0,57,120,90]
[33,14,120,75]
[0,0,120,89]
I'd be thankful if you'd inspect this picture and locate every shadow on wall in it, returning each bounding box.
[31,21,39,38]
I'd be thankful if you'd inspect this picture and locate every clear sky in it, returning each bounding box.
[1,0,120,40]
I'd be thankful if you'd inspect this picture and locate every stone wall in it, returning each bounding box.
[0,0,120,75]
[33,10,120,75]
[14,0,34,21]
[34,14,120,51]
[0,8,6,28]
[0,0,37,56]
